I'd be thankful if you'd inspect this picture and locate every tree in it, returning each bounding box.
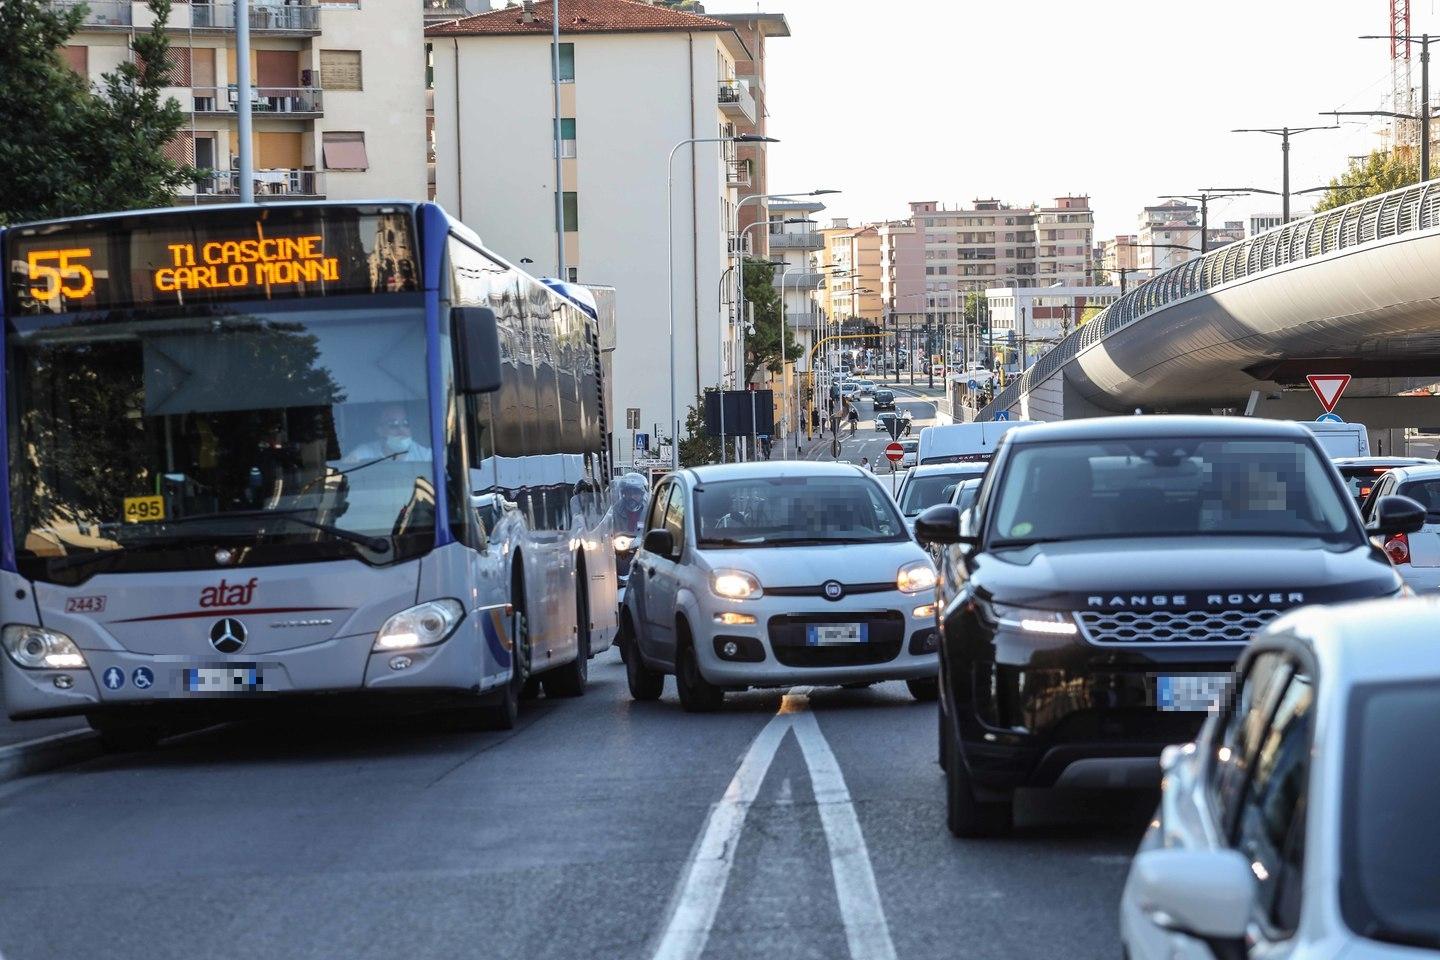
[741,257,801,385]
[677,396,721,467]
[0,0,199,225]
[1314,148,1418,213]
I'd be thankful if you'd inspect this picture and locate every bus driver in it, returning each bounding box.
[346,404,433,463]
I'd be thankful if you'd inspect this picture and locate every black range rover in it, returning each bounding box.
[915,415,1423,837]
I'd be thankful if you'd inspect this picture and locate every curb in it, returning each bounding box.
[0,729,102,785]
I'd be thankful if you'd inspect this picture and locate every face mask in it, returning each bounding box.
[385,434,413,454]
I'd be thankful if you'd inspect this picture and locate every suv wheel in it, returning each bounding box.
[945,721,1012,838]
[907,677,938,702]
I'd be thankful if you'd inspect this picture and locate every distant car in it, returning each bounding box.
[895,463,986,532]
[1332,456,1428,506]
[1120,598,1440,960]
[1360,463,1440,592]
[853,379,877,398]
[874,410,912,436]
[838,381,860,400]
[873,388,897,411]
[898,437,919,469]
[950,477,981,513]
[619,461,941,710]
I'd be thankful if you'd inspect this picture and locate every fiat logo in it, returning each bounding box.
[822,580,844,601]
[209,617,247,654]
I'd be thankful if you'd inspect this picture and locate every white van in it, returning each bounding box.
[1300,420,1370,459]
[915,420,1037,465]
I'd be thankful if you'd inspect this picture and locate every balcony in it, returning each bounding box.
[769,231,822,251]
[788,270,827,289]
[187,2,320,33]
[192,86,323,118]
[726,156,752,188]
[189,169,324,201]
[717,79,757,124]
[52,0,130,26]
[423,0,472,21]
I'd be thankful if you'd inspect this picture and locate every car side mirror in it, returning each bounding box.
[914,504,976,546]
[453,306,502,394]
[1367,494,1426,537]
[1130,849,1255,953]
[642,528,675,557]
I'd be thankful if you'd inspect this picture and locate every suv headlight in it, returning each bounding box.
[988,601,1078,636]
[2,625,87,669]
[373,599,465,651]
[896,560,937,594]
[711,569,763,600]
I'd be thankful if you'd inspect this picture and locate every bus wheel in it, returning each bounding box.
[87,713,162,752]
[543,571,590,698]
[482,583,530,730]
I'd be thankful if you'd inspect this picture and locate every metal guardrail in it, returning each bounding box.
[980,180,1440,418]
[769,231,824,250]
[191,86,323,114]
[192,169,324,198]
[53,0,131,24]
[191,2,320,30]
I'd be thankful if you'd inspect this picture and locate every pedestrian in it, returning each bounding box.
[860,456,871,472]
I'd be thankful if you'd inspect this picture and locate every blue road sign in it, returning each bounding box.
[993,411,1010,422]
[102,667,125,690]
[967,379,979,390]
[1315,412,1344,423]
[132,666,154,689]
[634,432,649,451]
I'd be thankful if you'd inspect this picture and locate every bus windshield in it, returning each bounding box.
[7,301,437,583]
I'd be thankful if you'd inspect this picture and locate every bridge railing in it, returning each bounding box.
[981,180,1440,417]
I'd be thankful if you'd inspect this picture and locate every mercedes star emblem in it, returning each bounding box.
[822,580,844,601]
[209,617,247,654]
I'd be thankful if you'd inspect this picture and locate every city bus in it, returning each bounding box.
[0,201,617,748]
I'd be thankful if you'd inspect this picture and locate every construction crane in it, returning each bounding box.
[1393,0,1414,148]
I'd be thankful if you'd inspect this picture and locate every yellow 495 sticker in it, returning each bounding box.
[123,495,165,523]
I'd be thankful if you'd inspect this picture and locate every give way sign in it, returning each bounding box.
[884,441,905,463]
[1306,374,1351,414]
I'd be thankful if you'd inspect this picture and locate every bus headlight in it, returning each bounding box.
[373,599,465,651]
[896,560,938,594]
[2,625,87,669]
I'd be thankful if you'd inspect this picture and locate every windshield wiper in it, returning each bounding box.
[158,508,392,552]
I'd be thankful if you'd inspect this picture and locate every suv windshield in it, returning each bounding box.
[1341,680,1440,950]
[694,475,907,546]
[987,437,1358,546]
[8,301,436,583]
[900,469,982,517]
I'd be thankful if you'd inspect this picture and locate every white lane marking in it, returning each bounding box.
[650,711,791,960]
[791,703,900,960]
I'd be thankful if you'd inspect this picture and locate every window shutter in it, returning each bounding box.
[60,45,88,76]
[319,49,361,91]
[322,131,369,171]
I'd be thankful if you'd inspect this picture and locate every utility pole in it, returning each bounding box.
[236,0,253,202]
[1356,32,1434,182]
[1162,191,1248,254]
[551,0,566,278]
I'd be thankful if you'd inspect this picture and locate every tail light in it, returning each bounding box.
[1385,533,1411,565]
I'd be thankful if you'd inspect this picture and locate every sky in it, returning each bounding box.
[702,0,1440,239]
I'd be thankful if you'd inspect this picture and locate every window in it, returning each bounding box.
[567,267,578,283]
[319,49,362,91]
[646,482,671,533]
[60,45,88,76]
[661,483,686,558]
[555,117,576,158]
[1234,671,1314,935]
[557,191,578,232]
[1209,652,1290,828]
[553,42,575,82]
[322,131,368,170]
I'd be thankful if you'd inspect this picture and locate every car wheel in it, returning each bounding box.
[907,677,939,702]
[542,572,590,698]
[87,713,162,752]
[945,722,1012,838]
[675,633,724,713]
[622,611,664,701]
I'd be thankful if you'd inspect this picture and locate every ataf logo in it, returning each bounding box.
[199,577,259,608]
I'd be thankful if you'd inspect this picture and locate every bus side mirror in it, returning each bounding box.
[454,306,502,394]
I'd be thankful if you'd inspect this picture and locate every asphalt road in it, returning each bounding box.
[0,647,1153,960]
[803,386,941,475]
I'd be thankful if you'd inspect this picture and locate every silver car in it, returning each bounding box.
[1359,463,1440,592]
[618,461,940,711]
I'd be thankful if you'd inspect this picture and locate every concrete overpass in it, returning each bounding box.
[979,181,1440,450]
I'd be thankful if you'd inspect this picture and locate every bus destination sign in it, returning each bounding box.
[5,206,418,315]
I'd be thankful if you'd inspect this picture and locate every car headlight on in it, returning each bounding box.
[612,533,636,553]
[989,601,1078,636]
[2,625,87,669]
[896,560,937,594]
[372,599,465,651]
[711,569,763,600]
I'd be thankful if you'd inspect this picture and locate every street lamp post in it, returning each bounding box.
[1160,191,1249,254]
[666,133,776,469]
[1231,125,1338,222]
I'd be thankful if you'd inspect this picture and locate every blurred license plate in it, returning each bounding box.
[1156,674,1228,712]
[807,623,867,646]
[184,665,262,693]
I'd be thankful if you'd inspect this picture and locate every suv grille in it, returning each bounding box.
[1077,608,1282,645]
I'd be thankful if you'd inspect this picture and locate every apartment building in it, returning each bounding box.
[1247,212,1285,237]
[821,219,882,333]
[428,0,759,458]
[1100,234,1139,286]
[877,218,924,356]
[985,284,1121,366]
[1034,196,1095,286]
[58,0,427,203]
[765,198,825,371]
[1136,200,1201,272]
[1207,220,1245,249]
